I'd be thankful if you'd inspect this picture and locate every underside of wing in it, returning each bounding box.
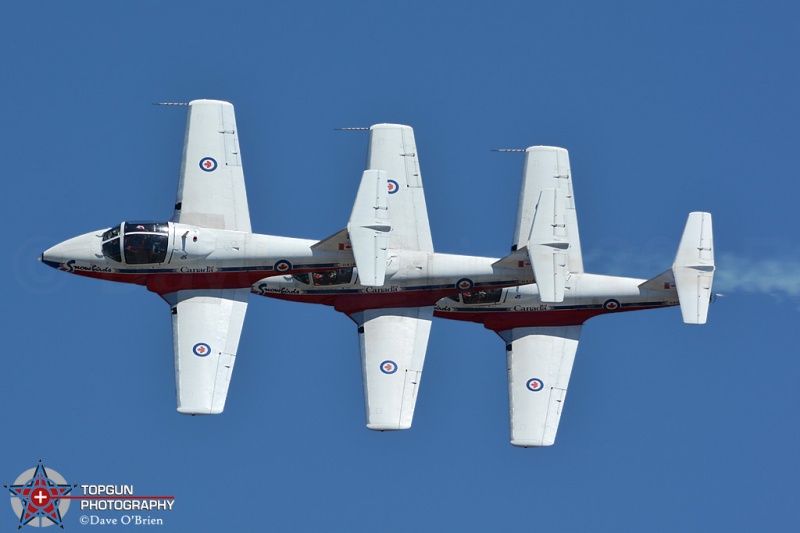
[350,307,433,430]
[172,100,251,232]
[166,288,249,414]
[365,124,433,252]
[499,325,581,447]
[512,147,583,274]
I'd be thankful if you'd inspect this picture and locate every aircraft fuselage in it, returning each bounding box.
[41,221,353,296]
[433,273,681,330]
[252,251,534,315]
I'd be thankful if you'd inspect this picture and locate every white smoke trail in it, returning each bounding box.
[714,252,800,298]
[583,249,800,299]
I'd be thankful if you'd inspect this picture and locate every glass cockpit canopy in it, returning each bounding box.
[292,268,355,286]
[101,222,169,265]
[446,288,504,304]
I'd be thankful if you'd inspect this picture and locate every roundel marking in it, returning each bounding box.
[274,260,292,273]
[603,299,621,311]
[526,378,544,392]
[193,343,211,357]
[199,157,218,172]
[387,179,399,194]
[380,360,398,374]
[456,278,474,291]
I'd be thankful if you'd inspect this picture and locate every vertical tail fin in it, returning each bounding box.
[348,169,391,286]
[528,188,568,302]
[673,212,715,324]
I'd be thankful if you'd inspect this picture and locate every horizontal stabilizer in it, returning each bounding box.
[638,269,676,291]
[528,188,568,302]
[348,170,391,286]
[311,228,353,254]
[491,246,531,270]
[673,212,715,324]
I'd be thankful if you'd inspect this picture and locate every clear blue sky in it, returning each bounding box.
[3,1,799,531]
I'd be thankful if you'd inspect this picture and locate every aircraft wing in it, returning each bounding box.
[498,325,581,447]
[172,100,251,232]
[166,288,249,414]
[511,146,583,275]
[350,307,433,430]
[365,124,434,252]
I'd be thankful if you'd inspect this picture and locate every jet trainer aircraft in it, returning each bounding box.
[254,124,537,430]
[434,146,715,447]
[40,100,714,445]
[40,101,533,420]
[255,144,716,446]
[40,99,364,415]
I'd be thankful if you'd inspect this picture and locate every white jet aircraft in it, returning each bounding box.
[256,144,715,446]
[433,146,715,447]
[40,102,533,420]
[40,100,364,415]
[253,124,545,430]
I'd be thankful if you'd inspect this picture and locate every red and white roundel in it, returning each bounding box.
[456,278,474,291]
[603,299,621,311]
[387,179,399,194]
[380,360,398,374]
[193,343,211,357]
[274,260,292,273]
[199,157,218,172]
[526,378,544,392]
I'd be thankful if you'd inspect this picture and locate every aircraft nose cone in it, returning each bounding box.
[41,231,106,270]
[41,242,68,270]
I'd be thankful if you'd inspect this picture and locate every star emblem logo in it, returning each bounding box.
[5,461,76,529]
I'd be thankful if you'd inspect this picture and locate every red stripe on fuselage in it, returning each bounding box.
[71,269,322,296]
[435,304,674,330]
[259,288,469,315]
